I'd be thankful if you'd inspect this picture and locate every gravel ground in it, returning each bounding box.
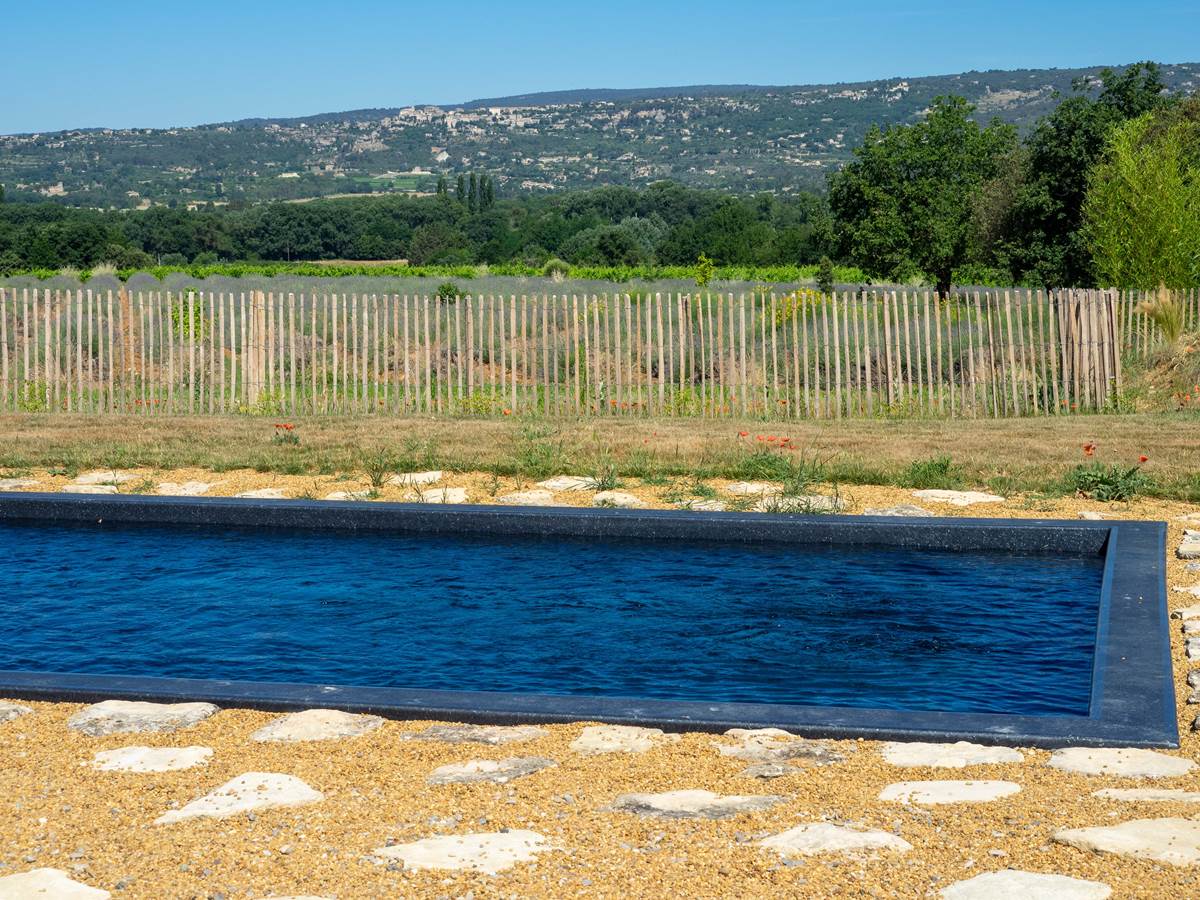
[1,475,1199,898]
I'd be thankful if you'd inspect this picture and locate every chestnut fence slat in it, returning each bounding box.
[0,286,1190,418]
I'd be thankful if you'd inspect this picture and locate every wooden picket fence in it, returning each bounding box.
[0,286,1195,419]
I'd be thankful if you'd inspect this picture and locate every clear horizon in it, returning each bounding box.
[4,0,1198,134]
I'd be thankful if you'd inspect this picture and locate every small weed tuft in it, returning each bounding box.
[899,455,964,490]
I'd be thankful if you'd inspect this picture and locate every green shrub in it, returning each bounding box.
[1065,462,1153,502]
[435,281,462,301]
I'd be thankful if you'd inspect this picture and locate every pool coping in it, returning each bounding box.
[0,493,1177,749]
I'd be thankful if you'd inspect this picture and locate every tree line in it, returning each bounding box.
[1,60,1194,289]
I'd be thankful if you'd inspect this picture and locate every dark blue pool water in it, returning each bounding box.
[0,521,1104,716]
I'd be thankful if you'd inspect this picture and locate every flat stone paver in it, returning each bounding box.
[1171,603,1200,620]
[939,869,1112,899]
[61,484,118,494]
[0,701,32,724]
[93,745,213,773]
[1189,638,1200,661]
[714,728,844,765]
[879,780,1021,804]
[1174,585,1200,599]
[388,471,442,487]
[0,478,38,490]
[685,499,727,511]
[882,741,1023,768]
[73,470,138,485]
[912,489,1005,507]
[156,481,214,496]
[234,488,288,499]
[156,772,322,824]
[250,709,383,743]
[725,481,777,496]
[1179,530,1200,559]
[760,823,911,857]
[1093,788,1200,802]
[864,504,934,517]
[496,489,555,506]
[740,762,798,779]
[427,756,556,785]
[420,487,467,504]
[0,868,111,899]
[403,723,547,745]
[606,789,784,819]
[322,490,370,501]
[372,830,554,874]
[570,724,678,755]
[755,493,846,512]
[1048,747,1195,778]
[1053,818,1200,866]
[593,490,645,508]
[1078,510,1113,521]
[536,475,597,491]
[67,700,218,736]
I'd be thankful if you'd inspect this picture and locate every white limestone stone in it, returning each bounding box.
[606,789,784,819]
[496,489,555,506]
[570,724,678,755]
[0,701,32,724]
[403,723,547,745]
[741,763,798,779]
[755,493,846,513]
[373,830,554,874]
[760,823,911,857]
[234,488,288,499]
[1093,788,1200,802]
[714,728,843,765]
[156,480,215,496]
[1182,619,1200,635]
[882,741,1023,768]
[74,470,138,485]
[67,700,218,736]
[593,490,645,509]
[1048,747,1195,779]
[1179,531,1200,560]
[536,475,597,491]
[1078,510,1112,521]
[1053,818,1200,865]
[1171,603,1200,620]
[93,745,212,773]
[388,471,442,487]
[864,504,934,517]
[0,868,111,899]
[322,490,371,501]
[879,780,1021,804]
[940,870,1111,899]
[912,489,1005,507]
[156,772,322,824]
[421,487,468,504]
[61,484,118,494]
[685,499,728,512]
[1189,637,1200,661]
[427,756,555,785]
[0,478,38,490]
[250,709,383,743]
[725,481,778,496]
[1174,585,1200,599]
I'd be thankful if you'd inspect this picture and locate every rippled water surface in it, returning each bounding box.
[0,521,1104,715]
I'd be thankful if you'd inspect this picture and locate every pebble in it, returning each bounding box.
[760,823,912,857]
[402,724,547,745]
[1053,817,1200,865]
[606,789,784,819]
[427,757,556,785]
[250,709,383,743]
[570,724,678,755]
[155,773,323,824]
[0,701,32,725]
[714,728,844,765]
[495,489,555,506]
[0,867,111,898]
[372,830,554,874]
[882,741,1023,768]
[92,746,212,773]
[939,869,1111,899]
[67,701,219,736]
[535,475,597,491]
[1047,747,1195,778]
[863,504,934,517]
[420,487,468,504]
[156,481,214,496]
[912,489,1006,506]
[593,490,645,508]
[388,471,442,487]
[878,780,1022,805]
[233,488,288,499]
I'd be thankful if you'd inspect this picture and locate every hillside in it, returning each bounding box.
[2,62,1196,208]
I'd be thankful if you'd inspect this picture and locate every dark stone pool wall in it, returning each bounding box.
[0,493,1176,748]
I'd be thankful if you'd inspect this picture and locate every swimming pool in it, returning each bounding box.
[0,494,1176,747]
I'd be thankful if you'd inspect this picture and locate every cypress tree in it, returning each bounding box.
[483,176,495,209]
[468,173,478,213]
[455,174,466,203]
[435,175,448,197]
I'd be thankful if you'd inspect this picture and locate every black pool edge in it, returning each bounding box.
[0,493,1178,750]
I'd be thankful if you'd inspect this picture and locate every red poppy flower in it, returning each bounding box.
[1138,455,1149,463]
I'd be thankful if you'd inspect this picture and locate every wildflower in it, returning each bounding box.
[1139,455,1149,463]
[1082,441,1096,458]
[502,408,511,416]
[766,435,777,442]
[756,434,765,442]
[738,431,748,437]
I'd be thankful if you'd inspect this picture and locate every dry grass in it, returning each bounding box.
[1,412,1197,498]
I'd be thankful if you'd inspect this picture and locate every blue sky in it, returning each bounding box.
[3,0,1197,134]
